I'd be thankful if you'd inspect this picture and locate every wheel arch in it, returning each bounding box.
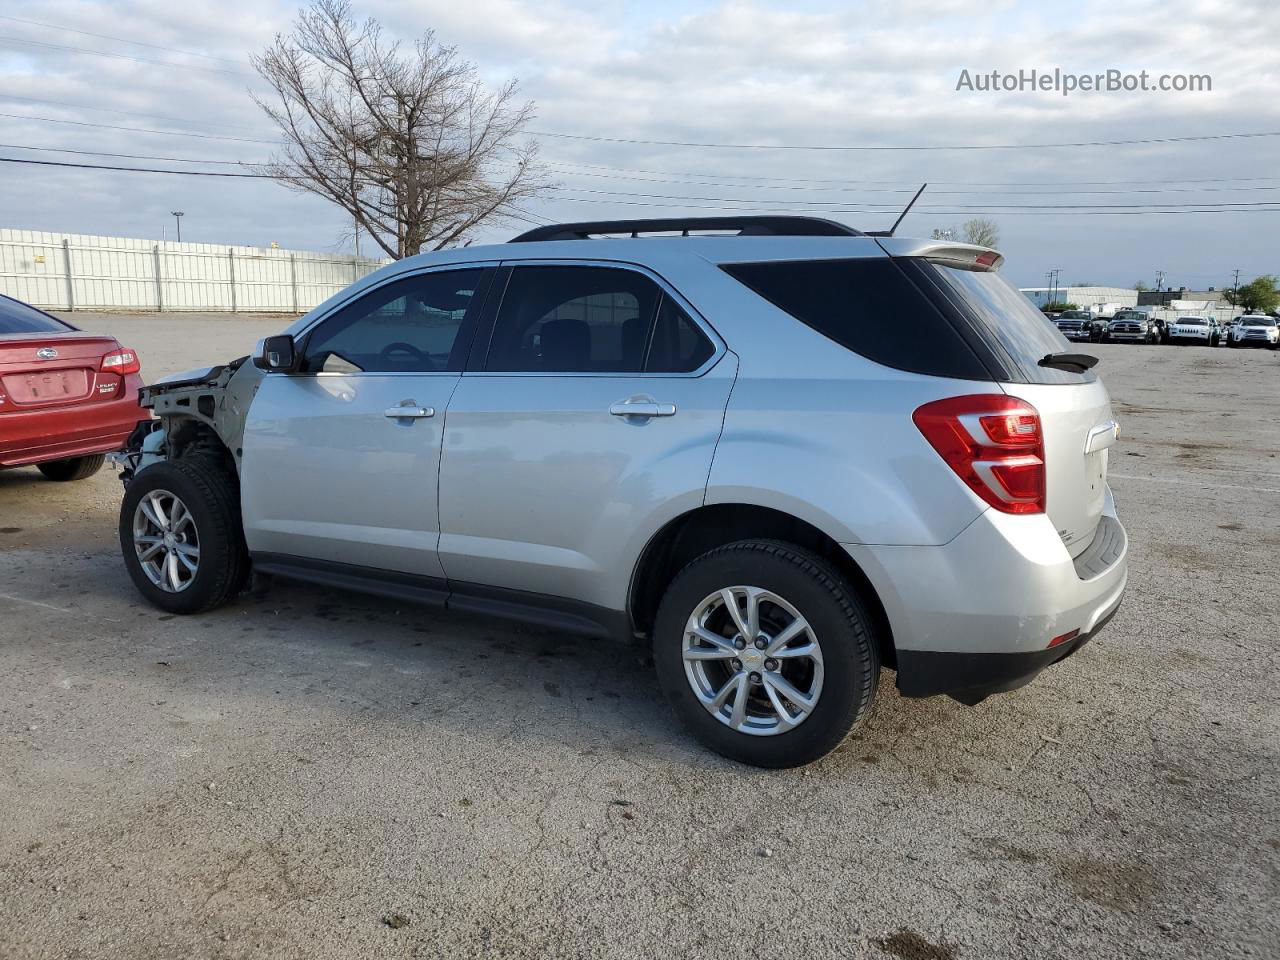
[628,502,896,668]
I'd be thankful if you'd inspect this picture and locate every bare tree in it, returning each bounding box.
[252,0,552,258]
[959,217,1000,248]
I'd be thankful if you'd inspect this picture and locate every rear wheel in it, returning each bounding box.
[37,454,104,482]
[653,540,880,768]
[119,457,247,614]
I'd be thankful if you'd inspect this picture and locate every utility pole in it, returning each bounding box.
[170,211,185,243]
[1231,268,1241,307]
[1155,270,1165,292]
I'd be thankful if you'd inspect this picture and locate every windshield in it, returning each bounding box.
[0,295,74,335]
[1060,311,1089,319]
[1243,318,1275,327]
[1179,318,1207,326]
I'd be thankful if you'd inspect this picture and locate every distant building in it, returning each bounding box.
[1137,287,1227,307]
[1020,286,1138,315]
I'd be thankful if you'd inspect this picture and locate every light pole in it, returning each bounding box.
[170,211,184,243]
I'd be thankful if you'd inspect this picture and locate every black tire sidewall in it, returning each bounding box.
[37,454,105,481]
[119,459,244,614]
[653,541,879,768]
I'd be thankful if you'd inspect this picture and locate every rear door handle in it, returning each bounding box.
[384,402,435,419]
[609,399,677,418]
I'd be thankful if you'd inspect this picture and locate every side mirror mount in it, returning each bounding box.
[254,334,298,372]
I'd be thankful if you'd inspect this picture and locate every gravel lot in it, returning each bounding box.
[2,314,1278,960]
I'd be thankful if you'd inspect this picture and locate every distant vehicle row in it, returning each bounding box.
[1051,310,1278,348]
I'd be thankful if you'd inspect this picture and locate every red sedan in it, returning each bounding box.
[0,294,144,481]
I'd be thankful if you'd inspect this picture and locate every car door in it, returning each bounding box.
[241,266,494,579]
[437,262,737,612]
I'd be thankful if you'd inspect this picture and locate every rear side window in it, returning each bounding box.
[647,296,715,373]
[482,266,718,374]
[923,264,1089,384]
[721,259,990,380]
[0,295,73,335]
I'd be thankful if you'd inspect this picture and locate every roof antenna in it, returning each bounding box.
[886,183,927,237]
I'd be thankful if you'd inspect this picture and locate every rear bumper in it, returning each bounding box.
[895,601,1120,703]
[0,374,144,467]
[843,486,1128,700]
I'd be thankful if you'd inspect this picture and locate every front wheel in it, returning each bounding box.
[119,457,248,614]
[653,540,880,768]
[37,454,104,482]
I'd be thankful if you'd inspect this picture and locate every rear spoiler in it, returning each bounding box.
[874,238,1004,271]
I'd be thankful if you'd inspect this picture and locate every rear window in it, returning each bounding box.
[0,295,73,335]
[721,258,990,380]
[923,264,1091,385]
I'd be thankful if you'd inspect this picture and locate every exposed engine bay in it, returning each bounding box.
[112,356,264,484]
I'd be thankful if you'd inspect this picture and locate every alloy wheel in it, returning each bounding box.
[132,489,200,593]
[682,585,824,736]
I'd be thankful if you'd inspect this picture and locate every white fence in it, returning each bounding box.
[0,228,391,314]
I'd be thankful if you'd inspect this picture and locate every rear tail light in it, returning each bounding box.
[912,394,1046,515]
[101,348,140,375]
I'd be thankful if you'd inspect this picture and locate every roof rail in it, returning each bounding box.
[509,216,863,243]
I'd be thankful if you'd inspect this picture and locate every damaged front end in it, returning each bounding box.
[110,356,264,485]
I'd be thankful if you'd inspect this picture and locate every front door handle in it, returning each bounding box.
[384,400,435,420]
[609,399,677,418]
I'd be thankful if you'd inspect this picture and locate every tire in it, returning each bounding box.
[37,454,105,482]
[652,539,880,768]
[119,457,248,614]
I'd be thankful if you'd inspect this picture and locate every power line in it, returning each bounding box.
[0,94,268,135]
[8,151,1277,211]
[542,194,1280,217]
[542,158,1280,188]
[0,112,275,143]
[543,184,1280,210]
[0,15,243,64]
[3,155,1278,219]
[0,35,249,77]
[0,142,262,166]
[9,142,1280,203]
[549,166,1280,198]
[531,129,1280,152]
[0,156,273,178]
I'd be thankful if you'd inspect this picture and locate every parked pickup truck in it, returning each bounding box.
[1105,310,1156,343]
[1053,310,1098,342]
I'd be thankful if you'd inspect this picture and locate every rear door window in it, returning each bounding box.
[0,295,73,335]
[484,265,663,373]
[721,258,990,380]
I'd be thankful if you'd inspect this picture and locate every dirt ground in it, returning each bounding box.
[1,314,1277,959]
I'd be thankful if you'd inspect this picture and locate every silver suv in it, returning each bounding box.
[115,217,1128,768]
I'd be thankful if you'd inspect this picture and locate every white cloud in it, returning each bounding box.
[0,0,1277,287]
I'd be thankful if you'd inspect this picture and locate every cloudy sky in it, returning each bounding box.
[1,0,1278,288]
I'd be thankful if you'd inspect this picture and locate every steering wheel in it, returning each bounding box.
[379,341,433,369]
